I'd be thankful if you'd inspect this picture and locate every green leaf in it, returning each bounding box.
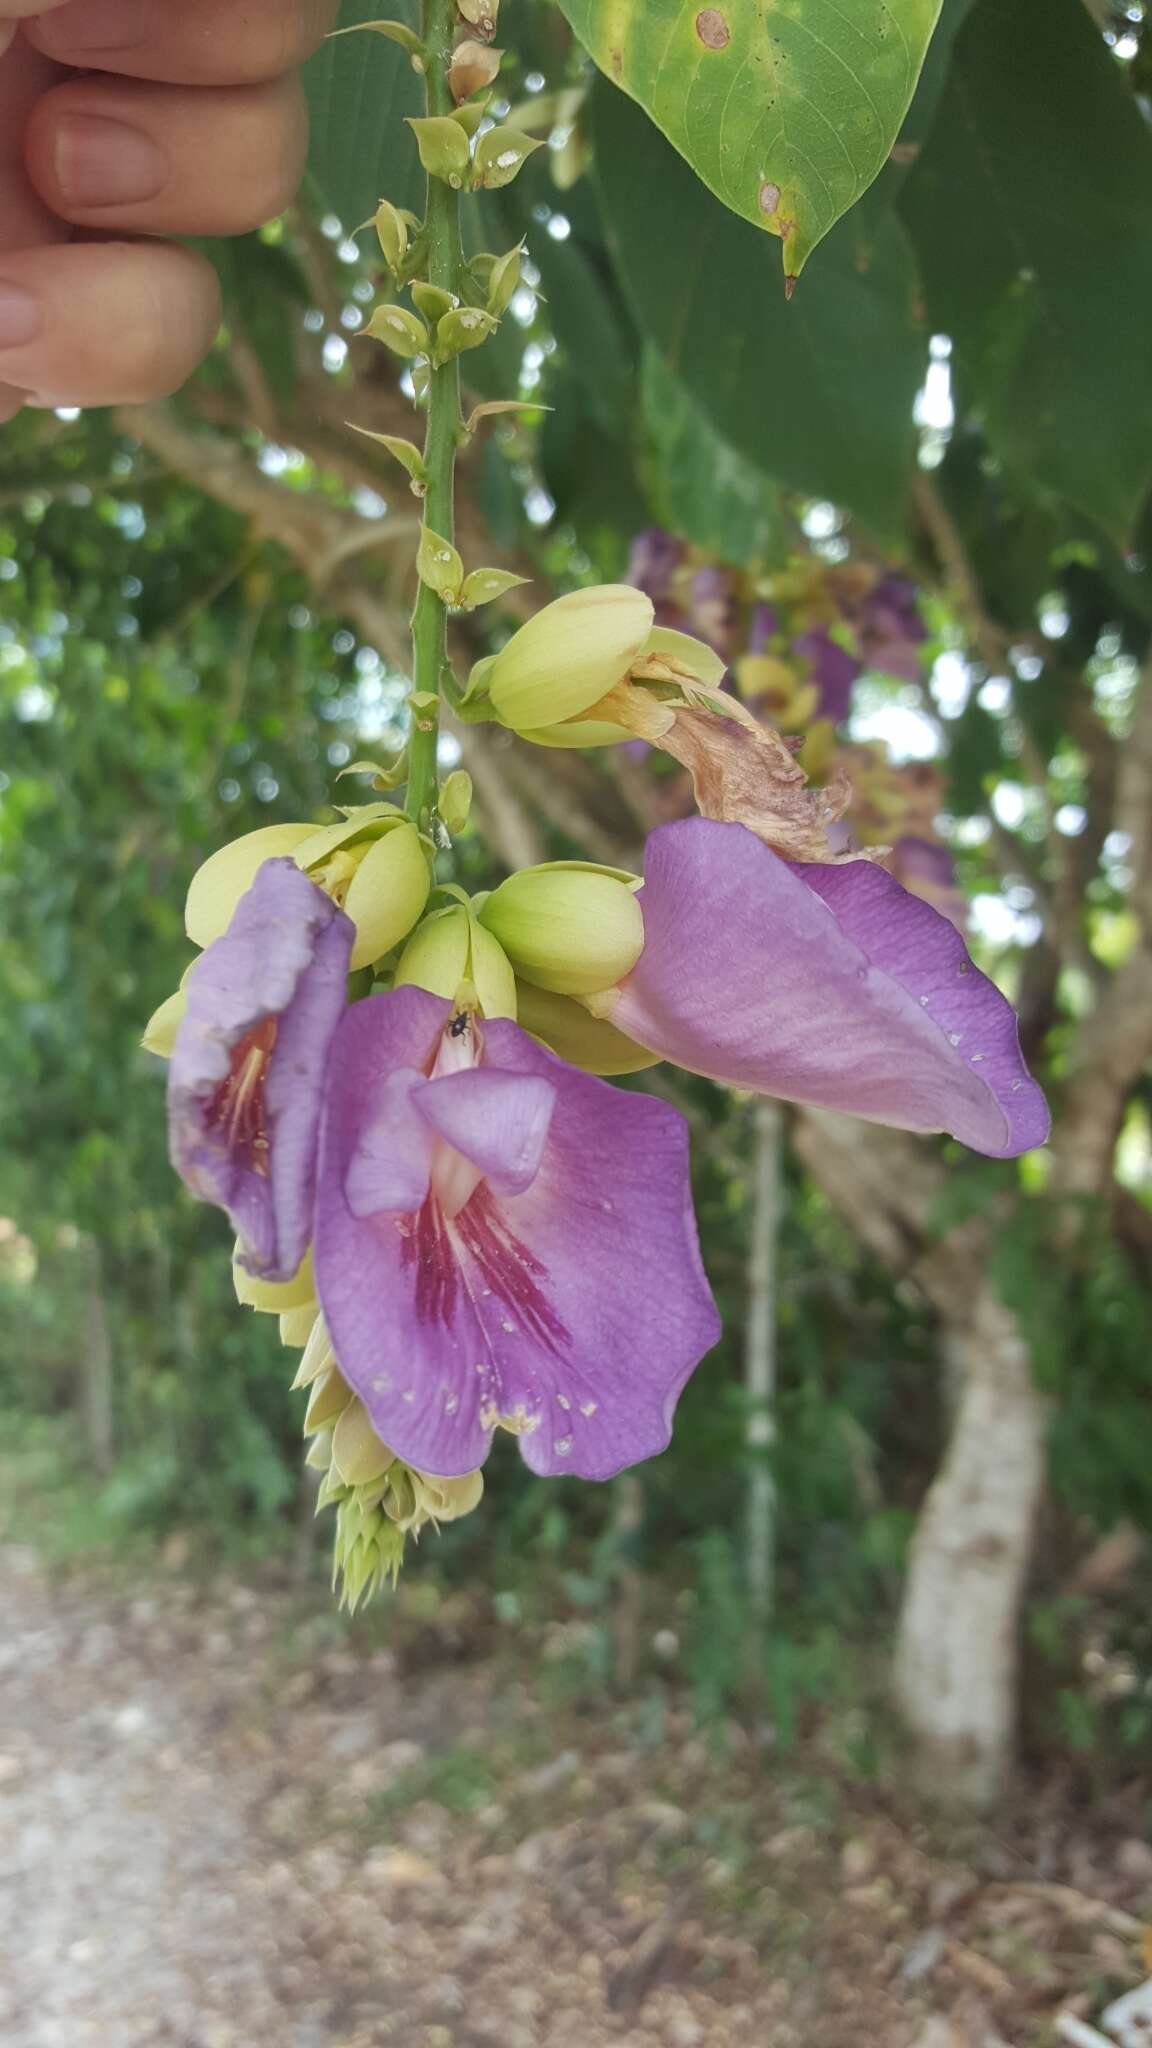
[898,0,1152,540]
[592,82,923,534]
[851,0,977,248]
[557,0,943,279]
[641,351,786,565]
[304,0,424,225]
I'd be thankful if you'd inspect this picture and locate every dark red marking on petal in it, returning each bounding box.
[401,1185,570,1353]
[204,1016,277,1174]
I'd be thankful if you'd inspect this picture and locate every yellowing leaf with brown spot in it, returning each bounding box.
[557,0,943,278]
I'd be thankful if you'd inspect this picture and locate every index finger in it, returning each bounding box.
[26,0,337,86]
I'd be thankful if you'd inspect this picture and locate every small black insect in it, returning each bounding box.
[449,1012,469,1038]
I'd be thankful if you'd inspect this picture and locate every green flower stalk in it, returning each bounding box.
[405,0,468,832]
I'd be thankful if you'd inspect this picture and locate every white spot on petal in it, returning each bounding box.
[553,1436,573,1457]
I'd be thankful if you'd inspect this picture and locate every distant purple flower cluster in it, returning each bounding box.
[625,529,928,725]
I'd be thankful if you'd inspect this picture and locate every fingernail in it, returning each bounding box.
[53,114,166,209]
[34,0,146,54]
[0,284,40,351]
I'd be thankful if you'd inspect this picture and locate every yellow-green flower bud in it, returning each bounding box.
[234,1247,315,1315]
[331,1397,397,1486]
[290,1313,336,1391]
[472,585,654,732]
[293,813,431,971]
[185,809,428,971]
[477,861,643,997]
[185,824,315,946]
[279,1302,318,1348]
[396,904,470,996]
[514,980,661,1076]
[639,624,728,689]
[406,1467,484,1527]
[304,1364,355,1435]
[369,198,409,273]
[395,904,516,1019]
[141,981,189,1058]
[438,769,473,835]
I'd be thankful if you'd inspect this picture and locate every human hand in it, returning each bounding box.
[0,0,336,420]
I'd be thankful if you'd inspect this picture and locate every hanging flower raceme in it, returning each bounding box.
[167,859,354,1281]
[593,819,1048,1159]
[313,986,720,1481]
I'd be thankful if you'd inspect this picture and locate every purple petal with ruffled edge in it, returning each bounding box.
[610,819,1049,1158]
[169,858,353,1279]
[314,987,720,1480]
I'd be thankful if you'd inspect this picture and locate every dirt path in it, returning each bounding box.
[1,1544,1149,2048]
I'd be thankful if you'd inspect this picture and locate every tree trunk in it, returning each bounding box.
[892,1284,1048,1808]
[80,1237,116,1478]
[745,1099,783,1630]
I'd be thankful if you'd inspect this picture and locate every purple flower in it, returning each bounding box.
[748,603,780,654]
[609,820,1049,1158]
[790,627,861,724]
[169,859,354,1280]
[313,987,719,1480]
[685,566,738,659]
[625,527,684,610]
[859,573,927,682]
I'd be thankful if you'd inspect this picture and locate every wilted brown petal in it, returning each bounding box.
[589,680,863,865]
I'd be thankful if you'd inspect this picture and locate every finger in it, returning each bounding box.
[0,31,67,247]
[27,0,338,87]
[0,239,220,404]
[25,73,308,236]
